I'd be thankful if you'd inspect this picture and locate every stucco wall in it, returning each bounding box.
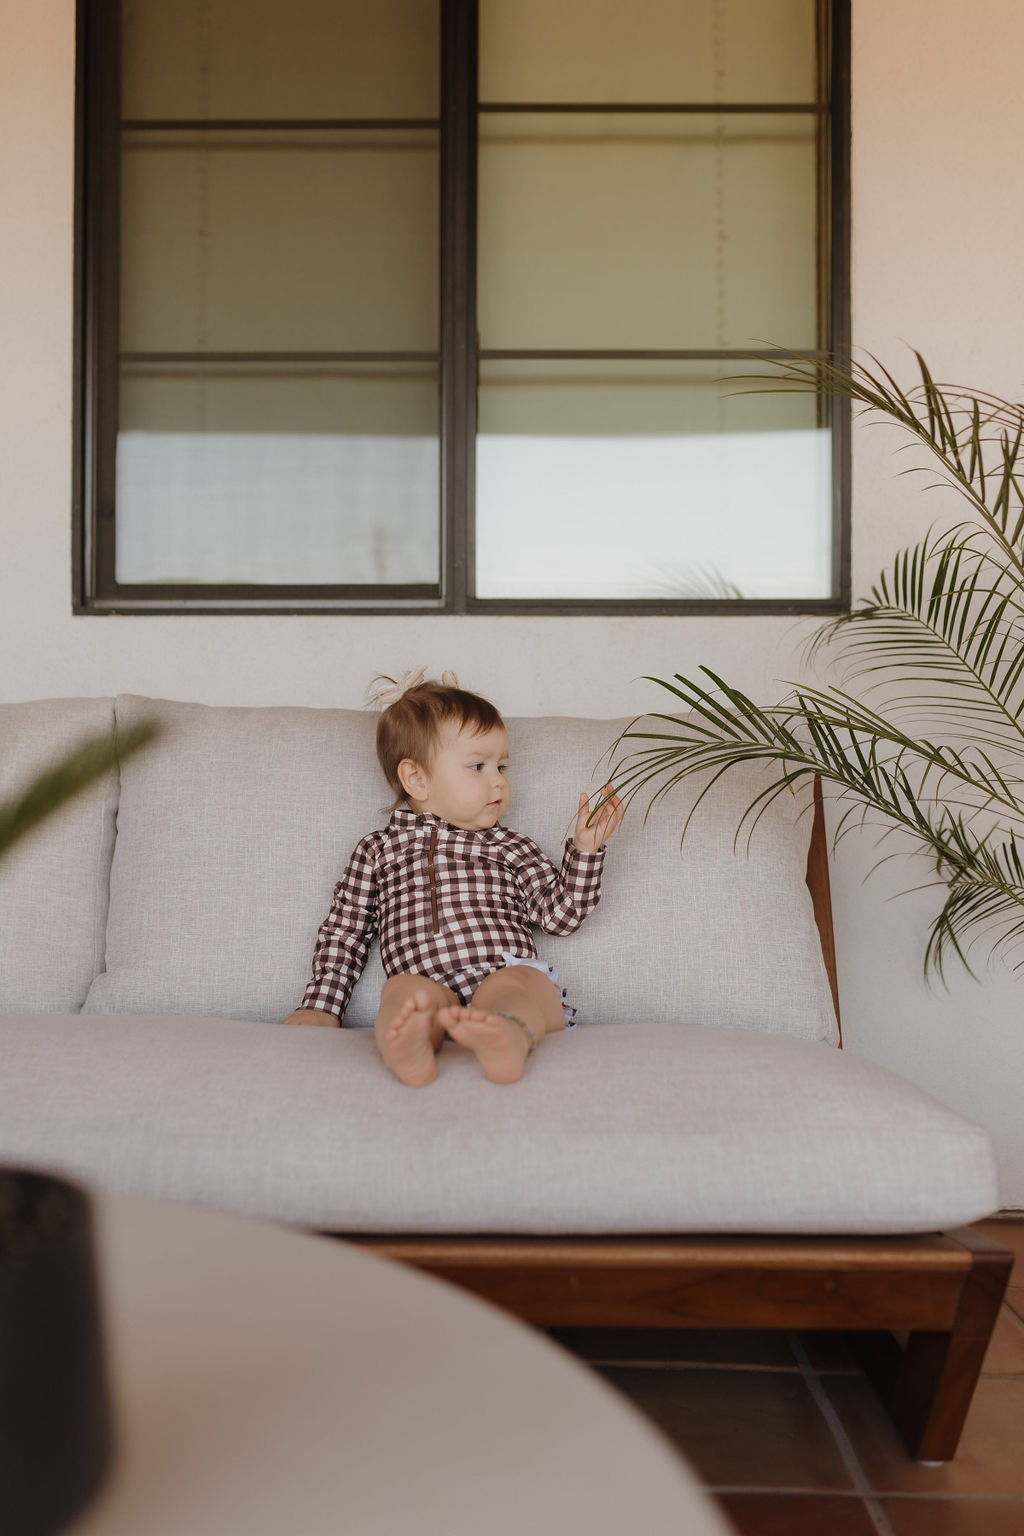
[3,1,1023,1202]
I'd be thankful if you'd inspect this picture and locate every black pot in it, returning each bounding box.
[0,1170,113,1536]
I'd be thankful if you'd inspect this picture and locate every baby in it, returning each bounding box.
[283,671,623,1086]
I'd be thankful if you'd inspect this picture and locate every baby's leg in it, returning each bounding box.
[438,965,565,1085]
[375,975,458,1088]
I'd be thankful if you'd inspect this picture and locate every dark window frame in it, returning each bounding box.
[73,0,850,616]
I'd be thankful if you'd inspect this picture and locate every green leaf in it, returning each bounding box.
[611,350,1024,979]
[0,721,159,861]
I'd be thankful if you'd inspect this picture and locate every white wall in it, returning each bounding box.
[837,0,1024,1209]
[2,0,1023,1202]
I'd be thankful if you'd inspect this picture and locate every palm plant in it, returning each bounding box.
[1,722,157,861]
[608,350,1024,981]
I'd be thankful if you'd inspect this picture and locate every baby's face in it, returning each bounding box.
[411,721,511,830]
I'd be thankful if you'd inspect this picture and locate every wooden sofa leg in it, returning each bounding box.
[846,1228,1012,1462]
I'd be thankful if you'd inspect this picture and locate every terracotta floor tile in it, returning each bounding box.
[598,1365,854,1491]
[1007,1287,1024,1324]
[547,1327,796,1368]
[717,1493,879,1536]
[982,1308,1024,1375]
[971,1218,1024,1281]
[881,1497,1024,1535]
[823,1374,1024,1496]
[791,1331,860,1372]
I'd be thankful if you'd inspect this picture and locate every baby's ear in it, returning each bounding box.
[397,757,428,798]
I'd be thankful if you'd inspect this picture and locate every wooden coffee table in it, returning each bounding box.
[69,1194,732,1535]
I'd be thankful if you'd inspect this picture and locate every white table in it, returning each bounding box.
[69,1194,732,1535]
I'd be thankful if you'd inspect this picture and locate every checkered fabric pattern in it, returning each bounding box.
[300,807,606,1020]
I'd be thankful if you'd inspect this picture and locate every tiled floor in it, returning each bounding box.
[547,1219,1024,1535]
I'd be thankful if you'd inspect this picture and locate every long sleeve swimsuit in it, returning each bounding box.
[300,807,606,1021]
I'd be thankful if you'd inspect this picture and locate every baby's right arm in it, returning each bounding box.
[282,1007,337,1026]
[283,835,380,1026]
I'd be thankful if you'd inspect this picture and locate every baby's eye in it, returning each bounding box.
[499,764,508,773]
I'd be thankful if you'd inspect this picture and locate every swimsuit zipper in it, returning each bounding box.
[428,823,440,933]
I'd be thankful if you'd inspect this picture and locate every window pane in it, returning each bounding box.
[122,0,439,120]
[480,0,817,105]
[120,129,439,353]
[478,114,817,351]
[475,361,831,600]
[116,365,440,586]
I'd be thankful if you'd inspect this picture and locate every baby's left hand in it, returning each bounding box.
[574,783,624,853]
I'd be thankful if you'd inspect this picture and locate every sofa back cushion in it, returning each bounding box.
[504,715,837,1042]
[83,696,388,1024]
[82,695,837,1043]
[0,698,119,1011]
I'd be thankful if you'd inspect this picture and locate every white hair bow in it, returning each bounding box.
[370,668,461,707]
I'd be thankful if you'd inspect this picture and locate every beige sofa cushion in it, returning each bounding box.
[0,1014,998,1234]
[83,695,837,1043]
[83,695,389,1024]
[497,715,837,1041]
[0,698,118,1011]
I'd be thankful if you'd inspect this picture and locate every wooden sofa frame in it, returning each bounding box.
[352,782,1014,1462]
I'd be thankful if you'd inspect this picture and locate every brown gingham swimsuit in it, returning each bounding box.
[300,807,605,1022]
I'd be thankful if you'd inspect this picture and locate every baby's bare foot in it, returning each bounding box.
[381,991,441,1087]
[439,1005,534,1085]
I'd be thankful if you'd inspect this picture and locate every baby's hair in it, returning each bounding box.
[370,671,504,808]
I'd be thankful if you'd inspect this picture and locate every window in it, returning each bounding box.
[74,0,849,613]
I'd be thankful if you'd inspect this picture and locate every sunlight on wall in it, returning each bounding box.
[476,428,832,599]
[115,432,440,584]
[116,426,831,597]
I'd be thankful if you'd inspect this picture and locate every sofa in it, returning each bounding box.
[0,694,1012,1461]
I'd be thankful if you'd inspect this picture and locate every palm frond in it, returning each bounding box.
[0,721,158,862]
[805,537,1024,754]
[737,349,1024,576]
[615,672,1002,850]
[924,827,1024,981]
[621,671,1024,823]
[614,668,1024,980]
[621,351,1024,982]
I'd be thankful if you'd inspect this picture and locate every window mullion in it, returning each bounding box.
[440,0,478,613]
[828,0,851,608]
[80,0,122,608]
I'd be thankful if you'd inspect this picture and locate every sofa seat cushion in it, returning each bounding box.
[82,695,837,1043]
[0,1016,997,1235]
[0,698,118,1011]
